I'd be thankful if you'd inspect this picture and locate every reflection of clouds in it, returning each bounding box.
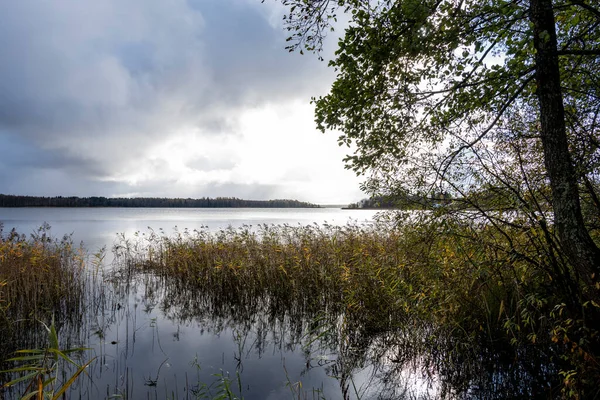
[93,273,336,398]
[125,270,426,399]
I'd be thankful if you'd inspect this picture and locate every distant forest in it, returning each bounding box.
[345,193,453,209]
[0,194,320,208]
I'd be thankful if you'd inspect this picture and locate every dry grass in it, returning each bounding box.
[0,224,87,360]
[1,217,596,397]
[114,223,413,332]
[114,219,598,397]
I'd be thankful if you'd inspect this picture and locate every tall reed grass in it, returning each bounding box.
[114,220,579,397]
[2,215,592,397]
[114,224,412,333]
[0,223,92,393]
[0,224,86,332]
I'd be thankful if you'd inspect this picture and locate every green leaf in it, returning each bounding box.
[52,357,96,400]
[1,366,43,373]
[49,320,59,351]
[1,371,40,388]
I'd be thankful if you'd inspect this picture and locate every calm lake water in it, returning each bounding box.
[0,208,378,253]
[2,208,440,400]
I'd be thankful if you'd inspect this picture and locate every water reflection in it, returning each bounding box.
[84,265,440,400]
[2,262,557,400]
[1,212,562,399]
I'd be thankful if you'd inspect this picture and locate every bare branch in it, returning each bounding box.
[437,74,535,181]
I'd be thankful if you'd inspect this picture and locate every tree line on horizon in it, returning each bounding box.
[346,192,454,209]
[0,194,320,208]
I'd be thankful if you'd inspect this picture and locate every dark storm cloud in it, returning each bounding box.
[0,0,333,194]
[196,1,329,105]
[0,167,129,197]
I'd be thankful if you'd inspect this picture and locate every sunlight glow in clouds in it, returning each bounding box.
[103,102,362,204]
[0,0,363,204]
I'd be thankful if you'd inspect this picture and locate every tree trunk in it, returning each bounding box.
[529,0,600,291]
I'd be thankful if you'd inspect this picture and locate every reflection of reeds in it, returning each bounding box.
[114,224,409,332]
[114,221,576,398]
[113,223,423,398]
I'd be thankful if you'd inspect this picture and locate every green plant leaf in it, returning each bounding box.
[52,357,96,400]
[1,371,39,388]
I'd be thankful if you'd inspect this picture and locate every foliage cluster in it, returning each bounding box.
[275,0,600,358]
[346,192,452,209]
[116,220,599,398]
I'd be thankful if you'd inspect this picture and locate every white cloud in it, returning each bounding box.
[0,0,363,204]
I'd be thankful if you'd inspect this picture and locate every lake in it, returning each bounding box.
[2,208,439,400]
[0,208,379,254]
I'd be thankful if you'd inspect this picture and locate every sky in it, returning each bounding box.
[0,0,364,205]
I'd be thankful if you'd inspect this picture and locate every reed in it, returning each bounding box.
[0,224,90,375]
[1,317,95,400]
[0,224,85,316]
[114,223,411,333]
[114,219,597,397]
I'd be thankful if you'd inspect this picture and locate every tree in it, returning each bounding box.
[277,0,600,296]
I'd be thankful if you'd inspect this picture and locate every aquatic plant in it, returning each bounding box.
[114,223,409,333]
[0,224,106,399]
[1,318,94,400]
[114,219,600,398]
[0,224,84,314]
[0,224,88,355]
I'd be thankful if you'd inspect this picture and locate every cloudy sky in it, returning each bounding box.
[0,0,364,204]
